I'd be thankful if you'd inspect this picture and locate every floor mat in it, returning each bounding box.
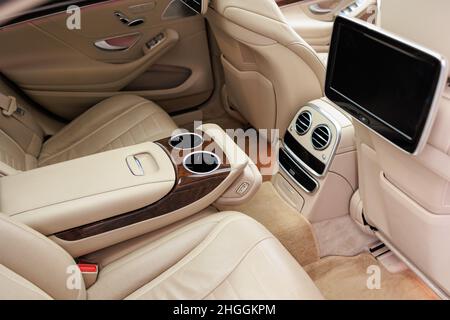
[313,215,378,258]
[216,182,319,266]
[304,253,438,300]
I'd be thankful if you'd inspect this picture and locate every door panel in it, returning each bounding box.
[0,0,213,120]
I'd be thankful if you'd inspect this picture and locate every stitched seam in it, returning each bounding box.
[39,101,152,165]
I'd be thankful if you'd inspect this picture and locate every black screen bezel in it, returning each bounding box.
[180,0,203,14]
[325,16,443,154]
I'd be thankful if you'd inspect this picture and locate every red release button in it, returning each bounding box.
[78,264,98,273]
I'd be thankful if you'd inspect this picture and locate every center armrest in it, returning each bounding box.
[0,142,175,235]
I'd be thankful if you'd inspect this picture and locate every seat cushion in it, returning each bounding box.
[38,95,177,167]
[87,212,323,300]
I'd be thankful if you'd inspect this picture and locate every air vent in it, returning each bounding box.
[295,111,312,135]
[311,125,331,150]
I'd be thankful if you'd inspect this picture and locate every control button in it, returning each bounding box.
[146,33,165,49]
[236,182,250,195]
[358,115,370,124]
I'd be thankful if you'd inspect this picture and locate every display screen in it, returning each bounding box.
[180,0,203,14]
[325,16,444,153]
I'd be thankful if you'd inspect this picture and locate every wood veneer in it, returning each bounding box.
[275,0,305,7]
[55,134,231,241]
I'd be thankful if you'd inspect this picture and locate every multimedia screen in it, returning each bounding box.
[325,16,446,154]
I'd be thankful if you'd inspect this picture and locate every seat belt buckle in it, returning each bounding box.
[2,96,18,116]
[78,263,99,288]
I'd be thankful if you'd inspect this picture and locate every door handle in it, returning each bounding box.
[95,40,128,51]
[94,33,141,51]
[114,11,145,27]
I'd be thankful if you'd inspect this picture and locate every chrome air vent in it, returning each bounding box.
[311,125,331,150]
[295,111,312,135]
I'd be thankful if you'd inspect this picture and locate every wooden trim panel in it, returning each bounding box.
[276,0,305,7]
[55,134,231,241]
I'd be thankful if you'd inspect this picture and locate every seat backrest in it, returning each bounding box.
[206,0,326,136]
[0,213,86,300]
[356,0,450,295]
[0,79,44,175]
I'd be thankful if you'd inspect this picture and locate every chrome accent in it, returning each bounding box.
[182,151,221,175]
[94,40,128,51]
[169,132,204,150]
[295,111,312,136]
[127,18,145,27]
[180,0,203,14]
[285,102,342,178]
[162,0,197,20]
[335,16,449,156]
[279,148,318,194]
[311,125,332,151]
[115,11,145,27]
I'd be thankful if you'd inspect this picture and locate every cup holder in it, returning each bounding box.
[183,151,221,175]
[169,132,203,150]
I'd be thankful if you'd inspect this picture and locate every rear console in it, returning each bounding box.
[1,125,261,257]
[274,98,357,222]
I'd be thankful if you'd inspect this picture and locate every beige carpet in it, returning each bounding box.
[313,215,378,258]
[304,253,439,300]
[216,182,319,266]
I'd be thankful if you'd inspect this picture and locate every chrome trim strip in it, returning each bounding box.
[182,151,221,176]
[169,132,204,150]
[311,124,332,151]
[279,148,318,194]
[285,102,342,178]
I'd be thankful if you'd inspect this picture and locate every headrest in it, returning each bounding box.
[379,0,450,77]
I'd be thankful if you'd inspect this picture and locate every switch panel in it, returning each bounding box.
[146,32,165,49]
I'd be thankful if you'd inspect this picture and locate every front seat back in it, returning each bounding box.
[205,0,325,137]
[355,0,450,296]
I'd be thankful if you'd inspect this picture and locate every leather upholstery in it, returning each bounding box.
[206,0,325,136]
[39,95,177,167]
[0,80,44,172]
[0,91,177,172]
[0,213,86,300]
[0,211,323,300]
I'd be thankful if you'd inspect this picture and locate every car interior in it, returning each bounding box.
[0,0,449,300]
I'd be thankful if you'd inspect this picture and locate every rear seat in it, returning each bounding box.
[0,211,323,300]
[0,81,177,173]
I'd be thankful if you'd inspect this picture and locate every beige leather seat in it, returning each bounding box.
[0,211,323,300]
[0,92,177,172]
[206,0,326,136]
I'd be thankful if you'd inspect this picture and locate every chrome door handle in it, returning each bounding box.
[94,33,141,51]
[114,11,145,27]
[94,40,128,51]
